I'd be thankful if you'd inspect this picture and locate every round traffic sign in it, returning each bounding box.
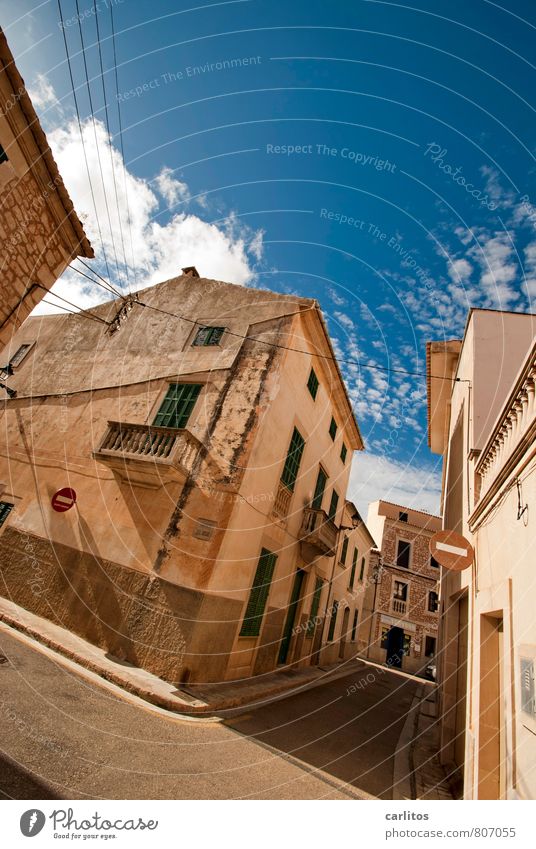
[429,529,474,571]
[51,487,77,513]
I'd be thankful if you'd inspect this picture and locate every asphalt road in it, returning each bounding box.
[0,626,417,800]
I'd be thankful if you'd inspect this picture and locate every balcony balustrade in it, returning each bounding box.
[299,507,338,557]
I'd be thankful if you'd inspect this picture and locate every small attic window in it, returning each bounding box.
[0,144,8,164]
[182,266,200,278]
[399,511,408,523]
[192,326,225,346]
[10,343,32,367]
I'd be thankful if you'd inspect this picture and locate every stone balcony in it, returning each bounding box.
[299,507,338,557]
[93,420,202,489]
[391,598,407,615]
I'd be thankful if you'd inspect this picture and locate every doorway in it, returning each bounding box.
[386,626,404,668]
[278,569,305,665]
[478,613,504,799]
[339,607,350,659]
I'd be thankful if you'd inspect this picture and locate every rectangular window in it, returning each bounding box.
[399,511,408,523]
[393,581,408,601]
[239,548,277,637]
[340,442,347,464]
[192,326,225,346]
[396,539,411,569]
[0,501,13,527]
[381,627,389,649]
[307,367,319,399]
[153,383,201,429]
[327,600,338,641]
[280,427,306,491]
[10,343,32,367]
[349,547,358,589]
[425,636,437,657]
[359,557,365,582]
[328,490,339,521]
[329,416,338,441]
[430,555,440,569]
[428,591,439,613]
[306,577,323,638]
[311,466,327,510]
[351,610,359,641]
[0,143,8,164]
[339,536,349,565]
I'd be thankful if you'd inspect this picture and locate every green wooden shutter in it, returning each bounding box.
[239,548,277,637]
[280,427,305,491]
[359,557,365,582]
[349,548,358,589]
[306,577,323,638]
[307,368,319,399]
[153,383,202,429]
[328,490,339,520]
[339,536,348,564]
[351,610,359,641]
[312,467,327,510]
[193,326,225,346]
[327,600,338,641]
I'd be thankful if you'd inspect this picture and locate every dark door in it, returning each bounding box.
[386,626,404,668]
[339,607,350,659]
[278,570,305,665]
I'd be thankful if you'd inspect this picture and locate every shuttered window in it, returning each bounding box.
[351,610,359,641]
[340,442,347,463]
[339,536,349,565]
[428,591,439,612]
[327,600,338,641]
[280,427,305,491]
[239,548,277,637]
[349,548,358,589]
[0,502,13,527]
[0,144,8,164]
[311,466,327,510]
[307,368,319,399]
[10,343,32,367]
[153,383,201,429]
[192,326,225,346]
[328,490,339,521]
[306,577,323,638]
[396,539,411,569]
[359,557,365,582]
[329,417,338,440]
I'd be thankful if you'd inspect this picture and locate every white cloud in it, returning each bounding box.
[469,232,519,308]
[28,73,61,112]
[348,452,442,519]
[34,115,263,313]
[448,257,472,283]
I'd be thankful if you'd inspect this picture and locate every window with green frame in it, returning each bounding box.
[328,489,339,521]
[327,600,338,641]
[307,367,319,399]
[339,536,348,565]
[340,442,347,464]
[192,326,225,346]
[0,501,13,527]
[311,466,327,510]
[349,547,358,589]
[239,548,277,637]
[329,416,338,440]
[280,427,306,491]
[153,383,202,429]
[306,577,323,638]
[359,557,366,582]
[351,610,359,641]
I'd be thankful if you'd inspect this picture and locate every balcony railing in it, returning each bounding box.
[392,598,407,615]
[299,507,338,557]
[93,421,202,488]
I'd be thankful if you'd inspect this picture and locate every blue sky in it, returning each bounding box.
[3,0,536,515]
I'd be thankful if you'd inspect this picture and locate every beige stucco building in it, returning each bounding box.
[361,500,441,677]
[427,308,536,799]
[0,28,93,348]
[0,270,365,684]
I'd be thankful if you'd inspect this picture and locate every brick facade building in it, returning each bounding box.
[363,500,441,676]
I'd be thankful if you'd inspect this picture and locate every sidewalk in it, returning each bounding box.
[393,683,458,800]
[0,596,368,716]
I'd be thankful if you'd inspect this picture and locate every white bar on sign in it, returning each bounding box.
[55,495,73,505]
[436,541,467,557]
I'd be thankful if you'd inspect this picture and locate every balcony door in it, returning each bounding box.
[311,467,327,510]
[278,569,306,665]
[153,383,201,429]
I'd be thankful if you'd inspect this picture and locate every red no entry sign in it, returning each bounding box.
[51,487,77,513]
[429,529,474,571]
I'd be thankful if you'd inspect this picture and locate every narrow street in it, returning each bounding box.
[0,628,418,800]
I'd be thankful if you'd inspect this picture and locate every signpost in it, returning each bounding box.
[429,529,474,571]
[51,487,77,513]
